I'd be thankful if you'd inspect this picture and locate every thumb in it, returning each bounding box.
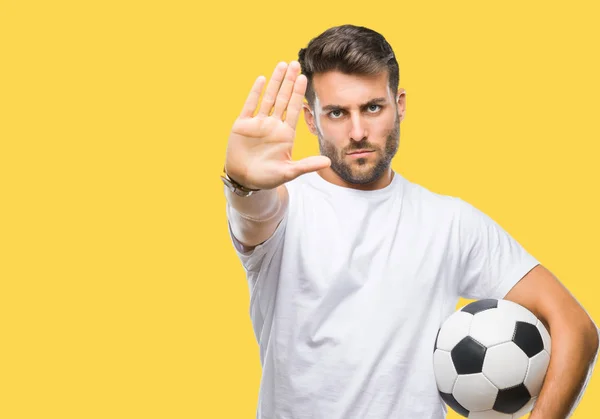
[284,156,331,182]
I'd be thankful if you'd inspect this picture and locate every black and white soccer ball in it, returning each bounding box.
[433,299,551,418]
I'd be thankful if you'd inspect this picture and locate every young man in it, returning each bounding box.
[222,25,598,418]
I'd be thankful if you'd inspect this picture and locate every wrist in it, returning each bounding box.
[221,167,261,197]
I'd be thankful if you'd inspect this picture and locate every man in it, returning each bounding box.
[222,25,598,418]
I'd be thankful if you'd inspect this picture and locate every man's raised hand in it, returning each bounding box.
[224,61,330,190]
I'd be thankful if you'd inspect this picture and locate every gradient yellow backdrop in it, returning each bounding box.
[1,0,599,418]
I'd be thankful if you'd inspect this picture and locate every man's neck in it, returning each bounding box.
[316,167,394,191]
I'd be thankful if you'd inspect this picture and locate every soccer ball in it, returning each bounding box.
[433,299,551,418]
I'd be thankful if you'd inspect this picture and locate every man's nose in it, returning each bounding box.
[349,113,367,142]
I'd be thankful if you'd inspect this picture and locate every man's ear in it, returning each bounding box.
[396,88,407,122]
[302,104,318,135]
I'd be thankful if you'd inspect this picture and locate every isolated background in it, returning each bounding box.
[1,0,599,417]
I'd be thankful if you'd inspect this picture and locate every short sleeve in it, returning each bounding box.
[456,199,540,300]
[225,203,288,346]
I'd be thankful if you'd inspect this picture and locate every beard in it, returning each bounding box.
[317,115,400,185]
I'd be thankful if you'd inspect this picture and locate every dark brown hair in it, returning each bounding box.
[298,25,399,108]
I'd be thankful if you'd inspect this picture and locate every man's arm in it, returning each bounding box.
[223,61,330,251]
[504,264,599,419]
[225,185,288,251]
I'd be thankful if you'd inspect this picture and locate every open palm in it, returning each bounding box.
[225,61,330,191]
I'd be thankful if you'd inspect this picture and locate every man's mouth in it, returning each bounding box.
[347,149,374,157]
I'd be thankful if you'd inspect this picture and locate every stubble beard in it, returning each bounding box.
[317,115,400,185]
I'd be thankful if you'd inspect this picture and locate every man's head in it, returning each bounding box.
[298,25,406,188]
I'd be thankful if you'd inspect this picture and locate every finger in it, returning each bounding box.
[284,155,331,182]
[258,62,288,116]
[272,61,301,119]
[284,74,308,129]
[240,75,266,118]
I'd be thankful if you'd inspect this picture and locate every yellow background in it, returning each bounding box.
[1,0,599,417]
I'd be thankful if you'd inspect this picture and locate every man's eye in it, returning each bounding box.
[329,110,343,119]
[367,104,381,112]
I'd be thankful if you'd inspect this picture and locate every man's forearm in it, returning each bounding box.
[225,185,288,248]
[529,322,598,419]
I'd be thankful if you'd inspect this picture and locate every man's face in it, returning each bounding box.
[304,70,406,185]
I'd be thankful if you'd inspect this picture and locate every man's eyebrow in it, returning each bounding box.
[321,97,388,112]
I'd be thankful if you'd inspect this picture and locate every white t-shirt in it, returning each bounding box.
[227,170,541,418]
